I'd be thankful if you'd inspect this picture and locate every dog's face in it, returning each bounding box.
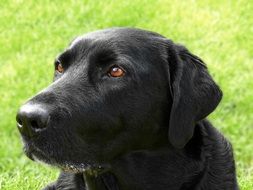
[16,28,222,172]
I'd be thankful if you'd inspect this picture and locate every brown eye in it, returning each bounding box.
[56,63,64,73]
[108,66,125,77]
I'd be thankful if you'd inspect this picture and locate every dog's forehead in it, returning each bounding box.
[68,28,164,50]
[60,28,169,70]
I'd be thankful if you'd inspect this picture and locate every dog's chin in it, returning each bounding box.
[24,144,54,165]
[24,144,107,174]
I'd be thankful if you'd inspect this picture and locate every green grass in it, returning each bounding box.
[0,0,252,189]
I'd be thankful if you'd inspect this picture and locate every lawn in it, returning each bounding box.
[0,0,252,189]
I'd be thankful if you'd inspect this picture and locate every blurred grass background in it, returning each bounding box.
[0,0,252,189]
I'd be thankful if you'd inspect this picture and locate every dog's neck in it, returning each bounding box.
[80,122,204,190]
[82,146,205,190]
[81,121,236,190]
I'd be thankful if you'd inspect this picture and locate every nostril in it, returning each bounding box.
[31,120,39,129]
[17,117,23,126]
[16,114,25,132]
[16,112,29,136]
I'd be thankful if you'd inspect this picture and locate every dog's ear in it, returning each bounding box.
[167,44,222,148]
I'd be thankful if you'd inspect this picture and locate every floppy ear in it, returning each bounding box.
[167,44,222,149]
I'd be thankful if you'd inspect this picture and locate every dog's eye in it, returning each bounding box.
[56,63,64,73]
[108,66,125,77]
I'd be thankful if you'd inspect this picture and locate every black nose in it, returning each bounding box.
[16,104,49,138]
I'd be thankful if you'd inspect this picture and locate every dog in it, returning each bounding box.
[16,28,239,190]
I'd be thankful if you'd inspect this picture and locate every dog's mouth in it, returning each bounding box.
[23,141,55,164]
[22,139,108,174]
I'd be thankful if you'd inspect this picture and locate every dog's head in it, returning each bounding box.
[16,28,222,172]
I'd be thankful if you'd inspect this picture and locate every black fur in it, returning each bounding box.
[17,28,238,190]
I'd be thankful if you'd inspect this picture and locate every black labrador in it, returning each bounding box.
[16,28,238,190]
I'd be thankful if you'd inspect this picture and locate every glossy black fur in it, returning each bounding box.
[17,28,238,190]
